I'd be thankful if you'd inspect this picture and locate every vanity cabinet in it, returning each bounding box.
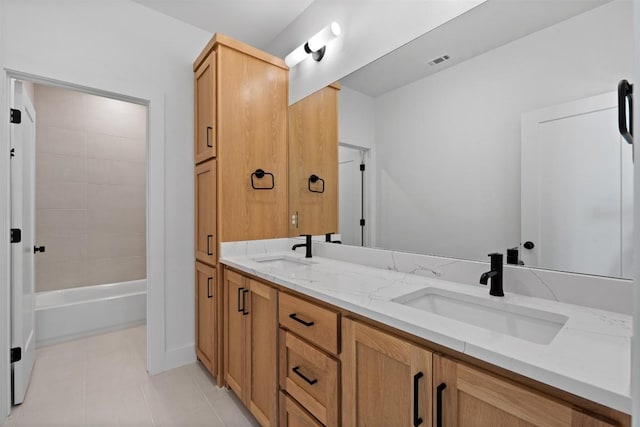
[280,392,324,427]
[195,262,216,374]
[289,83,340,236]
[223,269,279,427]
[342,319,433,427]
[433,355,617,427]
[194,54,216,164]
[193,33,289,379]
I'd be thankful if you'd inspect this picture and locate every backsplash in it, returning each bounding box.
[221,238,633,315]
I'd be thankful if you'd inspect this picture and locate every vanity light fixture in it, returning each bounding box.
[285,22,341,68]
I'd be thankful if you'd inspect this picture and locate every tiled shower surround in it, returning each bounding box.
[34,84,146,292]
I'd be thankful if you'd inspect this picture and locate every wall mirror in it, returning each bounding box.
[334,0,633,279]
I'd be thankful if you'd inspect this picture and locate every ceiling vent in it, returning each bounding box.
[427,54,450,66]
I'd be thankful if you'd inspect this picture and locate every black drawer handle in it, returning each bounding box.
[242,289,249,315]
[207,277,213,298]
[289,313,314,327]
[292,366,318,385]
[206,235,213,256]
[436,382,447,427]
[206,126,213,148]
[237,287,245,312]
[413,372,424,426]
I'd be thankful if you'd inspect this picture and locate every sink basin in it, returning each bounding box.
[392,288,568,345]
[252,255,316,269]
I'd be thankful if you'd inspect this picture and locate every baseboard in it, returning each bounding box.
[36,320,146,348]
[163,343,196,371]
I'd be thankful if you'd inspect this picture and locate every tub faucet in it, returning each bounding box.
[480,253,504,297]
[292,234,312,258]
[325,232,341,244]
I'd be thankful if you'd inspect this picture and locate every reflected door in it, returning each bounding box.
[10,80,37,404]
[521,92,632,277]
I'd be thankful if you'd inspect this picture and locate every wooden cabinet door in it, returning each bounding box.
[195,262,216,374]
[246,279,279,427]
[343,319,432,427]
[224,269,247,399]
[217,45,288,242]
[433,356,617,427]
[289,84,340,236]
[194,53,216,163]
[195,160,216,265]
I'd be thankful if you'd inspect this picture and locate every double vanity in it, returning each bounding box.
[219,238,631,426]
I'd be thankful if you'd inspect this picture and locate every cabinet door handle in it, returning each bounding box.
[242,289,249,315]
[237,287,245,312]
[206,235,213,256]
[206,126,213,148]
[413,372,424,426]
[207,277,213,298]
[288,313,314,327]
[436,382,447,427]
[292,366,318,385]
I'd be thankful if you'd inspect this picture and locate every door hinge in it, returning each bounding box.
[10,347,21,363]
[360,163,365,171]
[10,228,21,243]
[10,148,15,158]
[10,108,21,124]
[360,219,366,226]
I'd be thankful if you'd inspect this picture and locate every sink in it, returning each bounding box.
[252,255,316,269]
[392,288,568,345]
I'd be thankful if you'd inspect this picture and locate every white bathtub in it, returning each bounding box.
[35,280,146,347]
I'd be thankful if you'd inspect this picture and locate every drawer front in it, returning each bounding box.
[279,292,339,355]
[279,392,323,427]
[280,330,339,426]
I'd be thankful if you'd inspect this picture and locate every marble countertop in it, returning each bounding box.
[220,250,632,414]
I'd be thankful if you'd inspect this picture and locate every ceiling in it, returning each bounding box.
[132,0,315,49]
[341,0,612,97]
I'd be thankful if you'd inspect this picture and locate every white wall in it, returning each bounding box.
[266,0,485,104]
[370,1,632,261]
[338,86,375,150]
[1,0,211,375]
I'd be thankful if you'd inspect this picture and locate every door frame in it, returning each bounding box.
[0,69,168,415]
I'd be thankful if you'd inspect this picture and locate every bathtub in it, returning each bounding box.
[35,280,146,347]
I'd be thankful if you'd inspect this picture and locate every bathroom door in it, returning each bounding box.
[521,92,632,277]
[9,80,36,405]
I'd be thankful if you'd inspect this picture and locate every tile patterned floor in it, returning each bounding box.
[3,326,259,427]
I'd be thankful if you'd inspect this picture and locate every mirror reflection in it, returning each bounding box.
[336,0,633,278]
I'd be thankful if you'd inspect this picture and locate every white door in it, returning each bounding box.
[339,146,365,246]
[10,80,36,405]
[521,92,632,277]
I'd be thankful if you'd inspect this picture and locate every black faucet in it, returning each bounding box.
[325,232,341,244]
[480,253,504,297]
[292,234,312,258]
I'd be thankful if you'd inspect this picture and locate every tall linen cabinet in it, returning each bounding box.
[193,34,289,380]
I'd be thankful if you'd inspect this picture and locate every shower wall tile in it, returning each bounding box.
[36,209,86,235]
[36,259,88,291]
[36,152,87,184]
[36,182,87,209]
[34,84,146,292]
[36,126,86,158]
[86,256,146,286]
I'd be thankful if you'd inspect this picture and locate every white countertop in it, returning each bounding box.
[220,250,632,414]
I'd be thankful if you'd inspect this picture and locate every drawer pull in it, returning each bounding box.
[292,366,318,385]
[436,382,447,427]
[242,289,249,316]
[413,372,424,426]
[289,313,315,327]
[207,277,213,298]
[206,126,213,148]
[237,287,245,312]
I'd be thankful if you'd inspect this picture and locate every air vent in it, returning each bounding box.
[427,54,450,66]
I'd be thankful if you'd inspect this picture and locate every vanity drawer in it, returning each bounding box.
[279,330,339,427]
[279,391,323,427]
[279,292,339,355]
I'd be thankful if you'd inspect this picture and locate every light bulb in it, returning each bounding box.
[307,22,341,53]
[285,44,309,68]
